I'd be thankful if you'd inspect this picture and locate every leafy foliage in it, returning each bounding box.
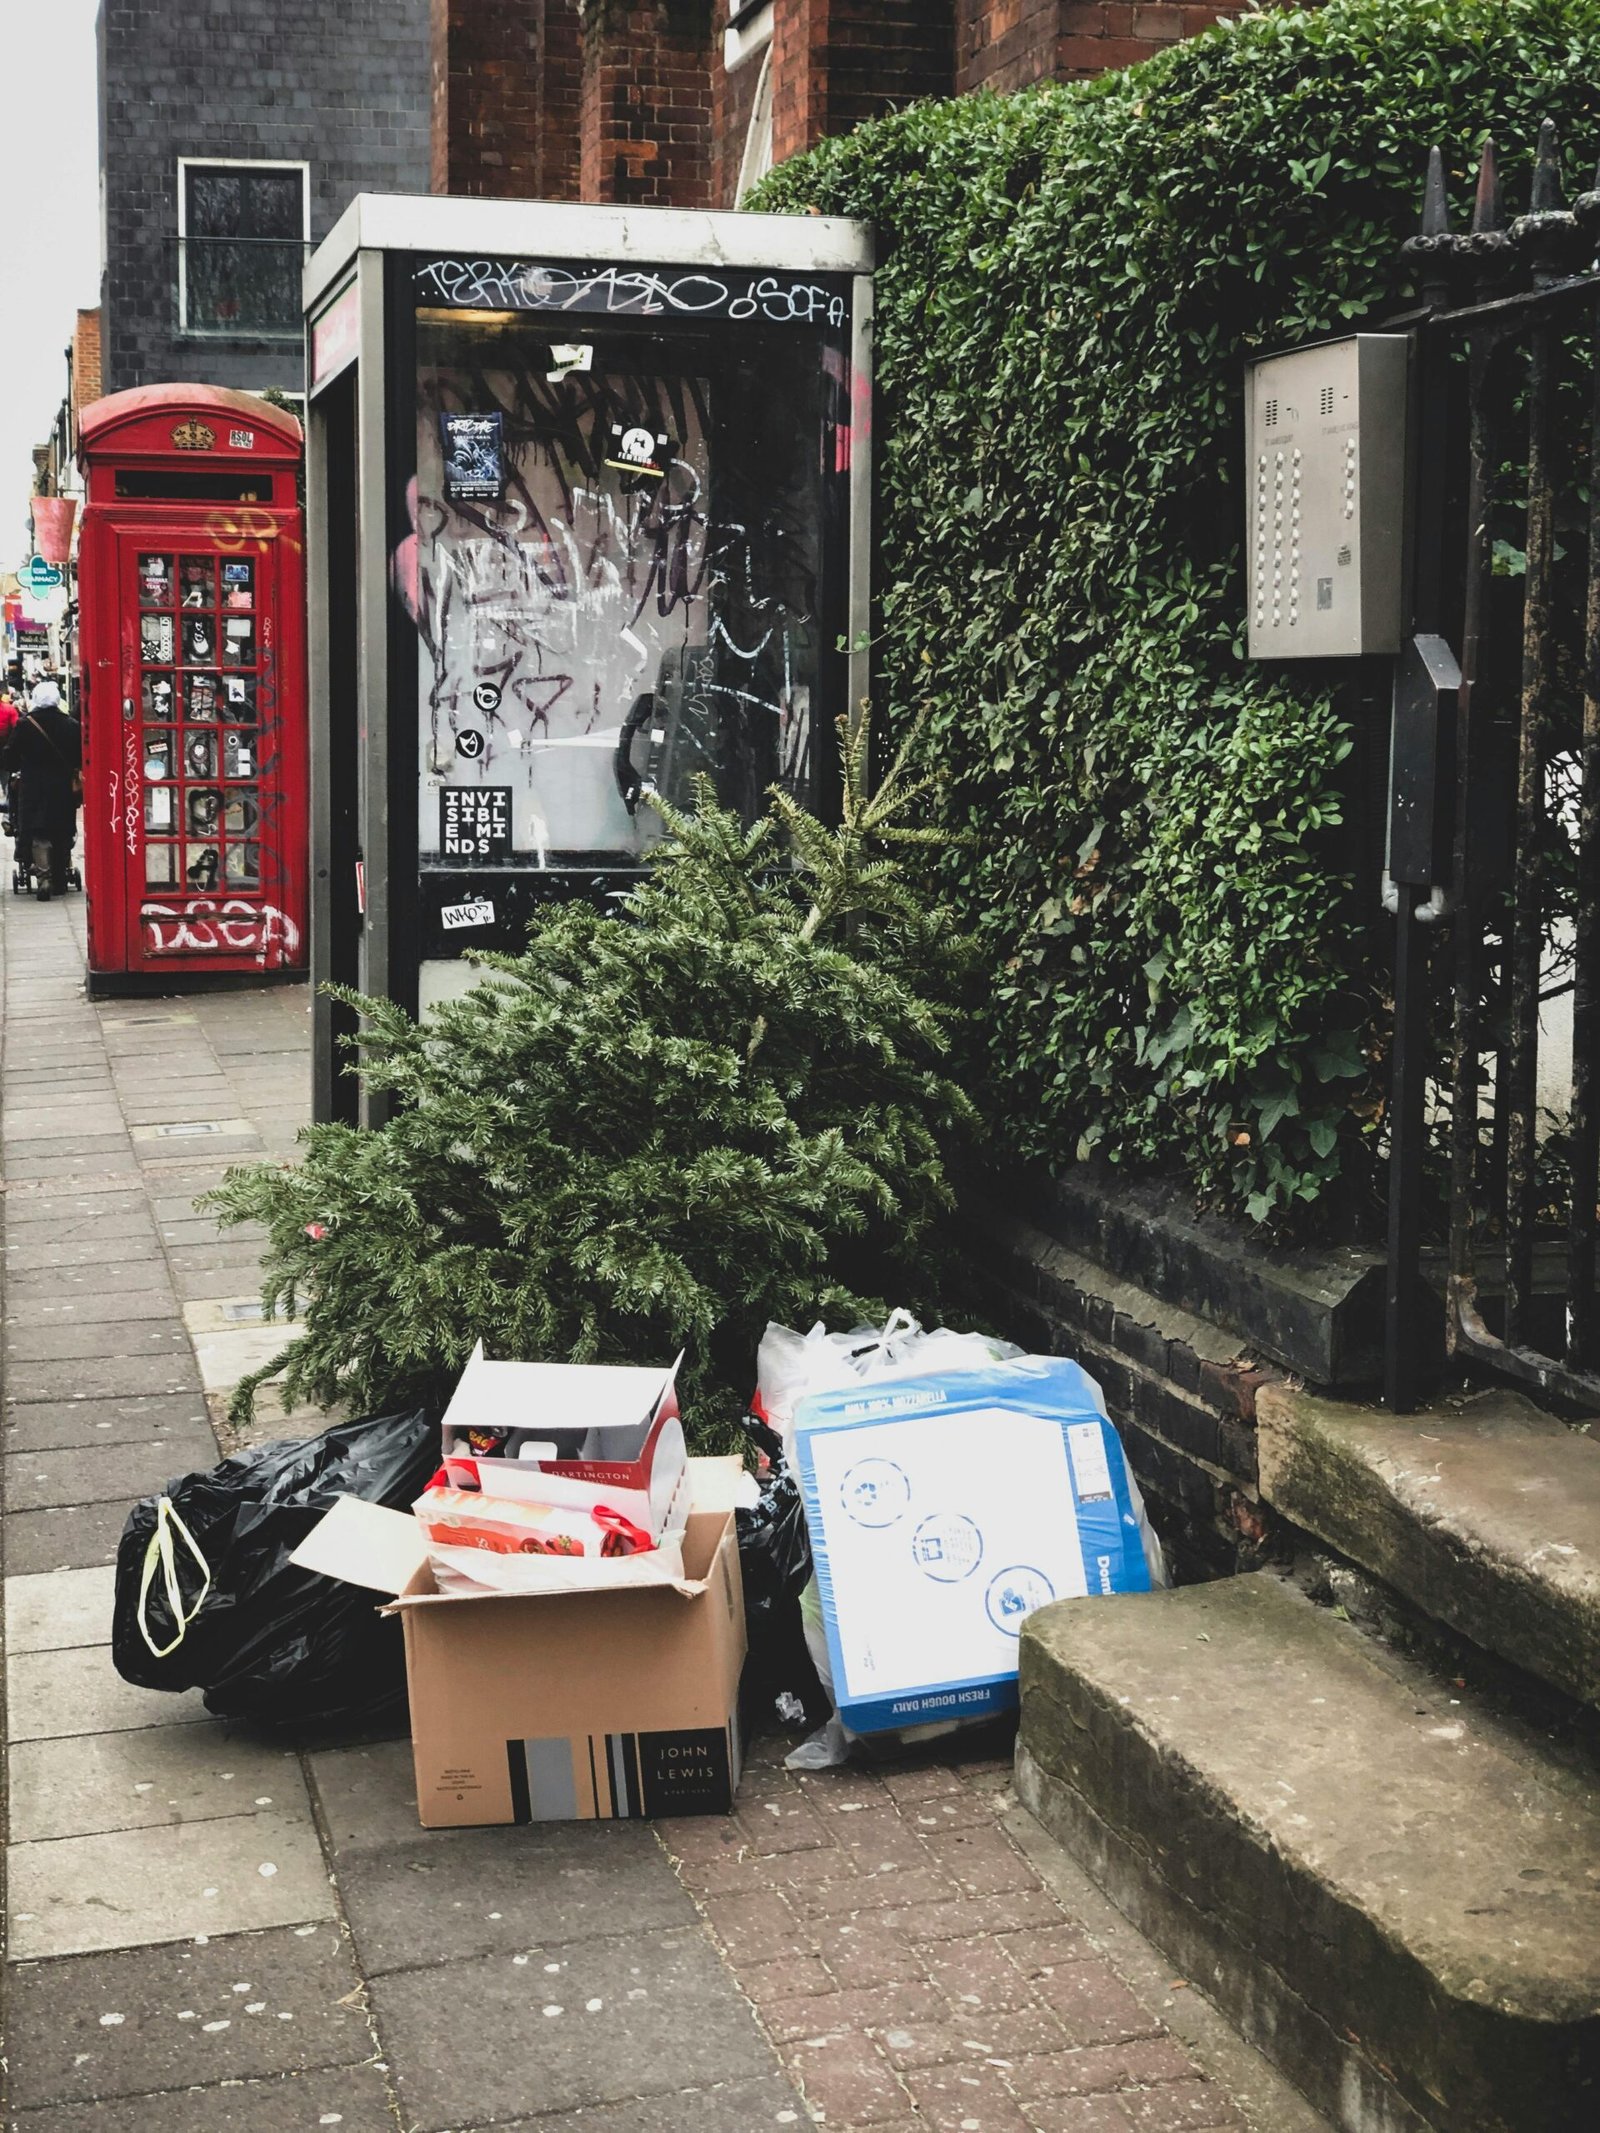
[752,0,1600,1224]
[205,718,976,1439]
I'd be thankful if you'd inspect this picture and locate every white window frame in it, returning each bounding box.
[177,156,311,338]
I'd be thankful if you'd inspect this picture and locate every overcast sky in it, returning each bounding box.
[1,1,101,558]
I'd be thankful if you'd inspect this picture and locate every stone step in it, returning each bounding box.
[1016,1572,1600,2133]
[1257,1384,1600,1708]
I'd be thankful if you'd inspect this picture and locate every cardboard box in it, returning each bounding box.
[793,1359,1155,1735]
[438,1342,687,1539]
[292,1472,745,1827]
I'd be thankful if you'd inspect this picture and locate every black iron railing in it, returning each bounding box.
[1385,122,1600,1415]
[177,236,308,339]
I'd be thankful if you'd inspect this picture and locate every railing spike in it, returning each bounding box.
[1530,116,1565,214]
[1472,138,1503,233]
[1420,146,1452,237]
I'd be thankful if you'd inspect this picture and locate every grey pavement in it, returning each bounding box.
[0,889,811,2133]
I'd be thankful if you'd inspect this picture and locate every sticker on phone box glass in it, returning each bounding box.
[441,411,505,503]
[440,786,512,861]
[440,898,496,932]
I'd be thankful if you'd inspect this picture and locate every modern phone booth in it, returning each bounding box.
[303,195,874,1123]
[77,386,309,990]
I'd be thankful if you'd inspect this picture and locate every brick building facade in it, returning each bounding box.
[430,0,1242,211]
[99,0,432,398]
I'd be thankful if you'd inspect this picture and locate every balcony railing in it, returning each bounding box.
[177,236,309,340]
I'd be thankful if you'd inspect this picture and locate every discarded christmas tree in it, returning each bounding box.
[207,713,976,1440]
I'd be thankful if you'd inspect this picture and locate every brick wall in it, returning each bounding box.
[956,0,1240,93]
[72,310,103,428]
[100,0,431,396]
[430,0,580,200]
[580,0,714,207]
[973,1207,1281,1583]
[766,0,953,177]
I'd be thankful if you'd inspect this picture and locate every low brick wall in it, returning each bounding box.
[970,1207,1281,1582]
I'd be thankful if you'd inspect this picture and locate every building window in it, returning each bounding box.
[178,160,309,339]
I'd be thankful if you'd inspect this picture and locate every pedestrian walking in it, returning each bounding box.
[0,680,83,900]
[0,680,21,833]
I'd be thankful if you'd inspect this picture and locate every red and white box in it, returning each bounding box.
[437,1343,688,1541]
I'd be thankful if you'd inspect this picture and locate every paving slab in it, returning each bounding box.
[185,1316,307,1396]
[470,2077,812,2132]
[4,1318,191,1364]
[4,1922,372,2110]
[2,1196,153,1235]
[5,1429,217,1510]
[5,1285,182,1328]
[2,1231,164,1275]
[9,2060,395,2133]
[8,1805,338,1959]
[4,1151,141,1183]
[370,1926,782,2132]
[7,1643,208,1742]
[10,1721,305,1843]
[313,1742,698,1974]
[5,1565,117,1652]
[4,1392,214,1452]
[3,1499,134,1573]
[2,1352,202,1402]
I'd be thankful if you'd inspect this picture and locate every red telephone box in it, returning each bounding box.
[77,385,308,988]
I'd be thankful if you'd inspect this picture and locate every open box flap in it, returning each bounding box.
[289,1456,739,1603]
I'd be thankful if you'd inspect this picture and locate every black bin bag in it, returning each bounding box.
[113,1409,438,1728]
[736,1418,827,1732]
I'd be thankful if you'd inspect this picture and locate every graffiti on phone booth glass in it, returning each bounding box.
[141,898,301,966]
[407,333,829,865]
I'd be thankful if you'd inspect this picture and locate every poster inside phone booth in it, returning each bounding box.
[76,387,308,989]
[303,197,873,1124]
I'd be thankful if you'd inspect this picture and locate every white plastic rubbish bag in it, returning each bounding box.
[755,1310,1024,1441]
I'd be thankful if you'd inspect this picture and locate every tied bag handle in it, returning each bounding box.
[136,1496,212,1658]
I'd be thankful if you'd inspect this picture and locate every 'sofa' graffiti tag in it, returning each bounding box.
[142,899,301,967]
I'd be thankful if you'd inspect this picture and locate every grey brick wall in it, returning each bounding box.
[100,0,430,395]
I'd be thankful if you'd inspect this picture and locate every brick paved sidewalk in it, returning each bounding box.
[665,1740,1262,2133]
[0,888,1313,2133]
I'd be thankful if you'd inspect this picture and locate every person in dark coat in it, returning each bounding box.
[0,680,82,900]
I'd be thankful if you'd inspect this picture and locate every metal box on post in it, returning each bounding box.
[1245,335,1409,659]
[302,196,874,1126]
[76,386,309,989]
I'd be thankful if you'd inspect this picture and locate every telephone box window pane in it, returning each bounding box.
[187,788,223,837]
[142,674,177,723]
[143,731,173,781]
[184,844,221,891]
[144,787,176,833]
[223,787,260,836]
[145,843,179,888]
[141,614,175,665]
[138,555,173,607]
[182,615,217,664]
[186,674,220,722]
[413,304,833,865]
[225,842,261,887]
[180,558,214,608]
[223,732,255,779]
[183,730,217,780]
[222,677,257,722]
[223,618,257,666]
[222,559,255,610]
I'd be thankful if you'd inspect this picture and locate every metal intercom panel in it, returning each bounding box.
[1245,334,1408,659]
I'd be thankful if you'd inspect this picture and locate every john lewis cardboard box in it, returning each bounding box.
[292,1473,745,1827]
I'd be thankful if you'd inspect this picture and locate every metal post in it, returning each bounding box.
[1568,168,1600,1367]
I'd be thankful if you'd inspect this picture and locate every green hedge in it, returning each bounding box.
[752,0,1600,1225]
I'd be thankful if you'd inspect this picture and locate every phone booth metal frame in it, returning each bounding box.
[303,194,874,1125]
[77,385,309,991]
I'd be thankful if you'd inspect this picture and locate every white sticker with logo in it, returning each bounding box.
[229,428,256,449]
[440,898,495,932]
